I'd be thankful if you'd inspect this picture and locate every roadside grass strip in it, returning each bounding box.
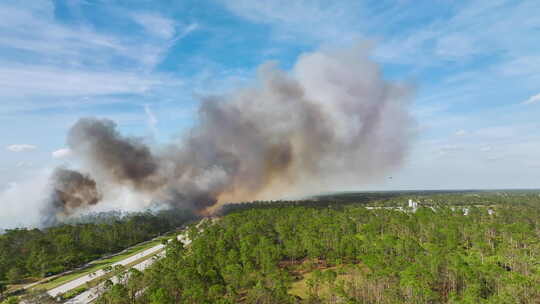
[32,237,168,291]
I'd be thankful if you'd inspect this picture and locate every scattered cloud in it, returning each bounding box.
[0,1,131,67]
[6,144,36,152]
[375,0,540,65]
[522,93,540,105]
[454,129,467,136]
[52,148,72,159]
[0,1,185,114]
[480,146,492,152]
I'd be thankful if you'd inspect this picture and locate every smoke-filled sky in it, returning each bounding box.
[1,0,540,228]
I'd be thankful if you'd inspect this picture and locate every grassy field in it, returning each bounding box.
[31,235,171,291]
[289,264,365,300]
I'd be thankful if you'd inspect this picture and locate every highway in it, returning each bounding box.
[58,233,191,303]
[48,243,165,297]
[63,252,163,304]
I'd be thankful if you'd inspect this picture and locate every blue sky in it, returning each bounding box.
[1,0,540,193]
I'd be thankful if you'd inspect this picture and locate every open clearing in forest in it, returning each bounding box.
[288,262,367,300]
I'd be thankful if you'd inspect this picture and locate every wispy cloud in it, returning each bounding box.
[375,0,540,65]
[6,144,36,152]
[0,65,163,98]
[0,1,131,67]
[52,148,72,159]
[219,0,362,44]
[522,93,540,105]
[0,0,185,114]
[131,13,177,40]
[177,23,199,39]
[144,104,159,136]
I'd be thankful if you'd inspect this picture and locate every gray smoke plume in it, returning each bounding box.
[44,46,415,222]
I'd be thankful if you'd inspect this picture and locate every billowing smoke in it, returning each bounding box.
[44,46,415,222]
[42,168,101,226]
[67,118,160,191]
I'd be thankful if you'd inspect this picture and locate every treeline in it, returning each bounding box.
[0,209,196,282]
[219,200,344,215]
[220,190,540,213]
[97,198,539,303]
[377,191,540,208]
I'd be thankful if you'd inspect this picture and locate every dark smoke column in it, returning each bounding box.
[67,118,159,190]
[42,168,102,226]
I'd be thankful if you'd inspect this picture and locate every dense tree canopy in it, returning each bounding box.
[0,209,196,283]
[95,192,540,303]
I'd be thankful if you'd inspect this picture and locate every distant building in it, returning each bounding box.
[408,199,418,209]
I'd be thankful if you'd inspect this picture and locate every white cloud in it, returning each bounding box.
[6,144,36,152]
[52,148,72,159]
[522,93,540,105]
[454,129,467,136]
[132,13,176,39]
